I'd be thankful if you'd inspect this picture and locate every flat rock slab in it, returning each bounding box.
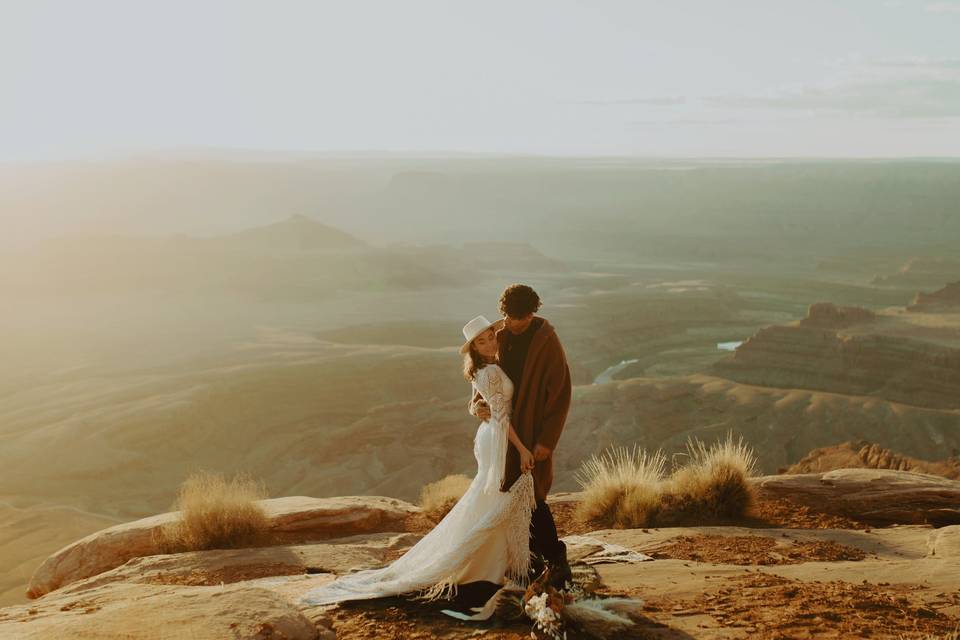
[28,495,419,599]
[753,468,960,526]
[0,581,319,640]
[584,524,941,560]
[52,532,424,598]
[928,525,960,559]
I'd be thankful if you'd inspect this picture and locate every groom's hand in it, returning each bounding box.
[532,444,552,461]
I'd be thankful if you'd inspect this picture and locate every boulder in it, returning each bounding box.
[0,581,319,640]
[753,468,960,526]
[28,495,419,599]
[53,533,422,597]
[781,440,960,479]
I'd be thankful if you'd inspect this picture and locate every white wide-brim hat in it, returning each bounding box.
[459,315,504,355]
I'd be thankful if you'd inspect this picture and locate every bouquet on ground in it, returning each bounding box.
[521,567,646,640]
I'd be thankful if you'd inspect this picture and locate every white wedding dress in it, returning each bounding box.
[299,363,537,616]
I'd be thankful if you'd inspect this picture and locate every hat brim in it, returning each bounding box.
[459,318,505,355]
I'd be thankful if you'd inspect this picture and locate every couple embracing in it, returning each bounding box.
[301,283,574,621]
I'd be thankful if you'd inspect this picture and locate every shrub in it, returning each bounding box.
[419,474,471,522]
[573,445,666,528]
[660,432,758,525]
[155,470,271,553]
[572,433,758,529]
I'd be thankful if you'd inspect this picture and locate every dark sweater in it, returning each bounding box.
[499,317,544,400]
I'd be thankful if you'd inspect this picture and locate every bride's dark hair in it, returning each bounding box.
[463,344,491,381]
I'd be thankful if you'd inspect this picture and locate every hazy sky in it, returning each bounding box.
[3,0,959,161]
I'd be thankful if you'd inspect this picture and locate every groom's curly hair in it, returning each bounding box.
[498,283,542,318]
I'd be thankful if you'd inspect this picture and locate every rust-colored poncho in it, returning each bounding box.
[495,316,572,501]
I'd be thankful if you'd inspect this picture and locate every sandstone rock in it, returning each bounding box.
[753,468,960,526]
[28,495,419,599]
[781,440,960,479]
[926,525,960,559]
[800,302,875,329]
[264,496,419,538]
[909,281,960,312]
[0,581,319,640]
[53,533,422,597]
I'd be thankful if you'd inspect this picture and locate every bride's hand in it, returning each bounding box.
[520,448,535,473]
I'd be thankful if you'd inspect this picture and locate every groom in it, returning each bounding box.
[470,283,573,590]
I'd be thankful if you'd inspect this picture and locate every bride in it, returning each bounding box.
[299,315,539,620]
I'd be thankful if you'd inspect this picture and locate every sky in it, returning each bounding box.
[2,0,959,161]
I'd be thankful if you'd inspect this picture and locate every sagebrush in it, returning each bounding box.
[419,473,471,522]
[155,470,272,553]
[574,432,757,528]
[573,445,665,528]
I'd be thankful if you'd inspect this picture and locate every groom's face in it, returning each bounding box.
[504,312,534,335]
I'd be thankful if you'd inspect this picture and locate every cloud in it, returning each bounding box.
[709,80,960,118]
[888,1,960,11]
[706,57,960,119]
[563,96,687,106]
[925,2,960,13]
[626,117,744,127]
[869,57,960,70]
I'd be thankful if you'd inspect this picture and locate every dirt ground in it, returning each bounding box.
[315,496,960,640]
[647,534,869,565]
[633,573,960,639]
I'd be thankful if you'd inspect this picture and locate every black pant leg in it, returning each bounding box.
[530,499,565,561]
[450,580,503,610]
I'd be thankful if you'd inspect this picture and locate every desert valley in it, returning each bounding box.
[2,155,960,637]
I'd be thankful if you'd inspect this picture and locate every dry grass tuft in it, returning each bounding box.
[419,474,471,522]
[155,470,272,553]
[573,445,666,528]
[661,432,758,524]
[573,433,758,529]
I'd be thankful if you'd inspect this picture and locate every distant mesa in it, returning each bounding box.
[781,440,960,480]
[461,241,569,272]
[11,214,483,298]
[712,300,960,409]
[212,214,366,252]
[34,216,365,254]
[799,302,876,329]
[908,280,960,312]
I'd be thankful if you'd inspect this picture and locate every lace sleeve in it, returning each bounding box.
[475,365,509,426]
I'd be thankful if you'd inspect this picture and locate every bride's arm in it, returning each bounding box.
[492,366,533,470]
[476,366,533,472]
